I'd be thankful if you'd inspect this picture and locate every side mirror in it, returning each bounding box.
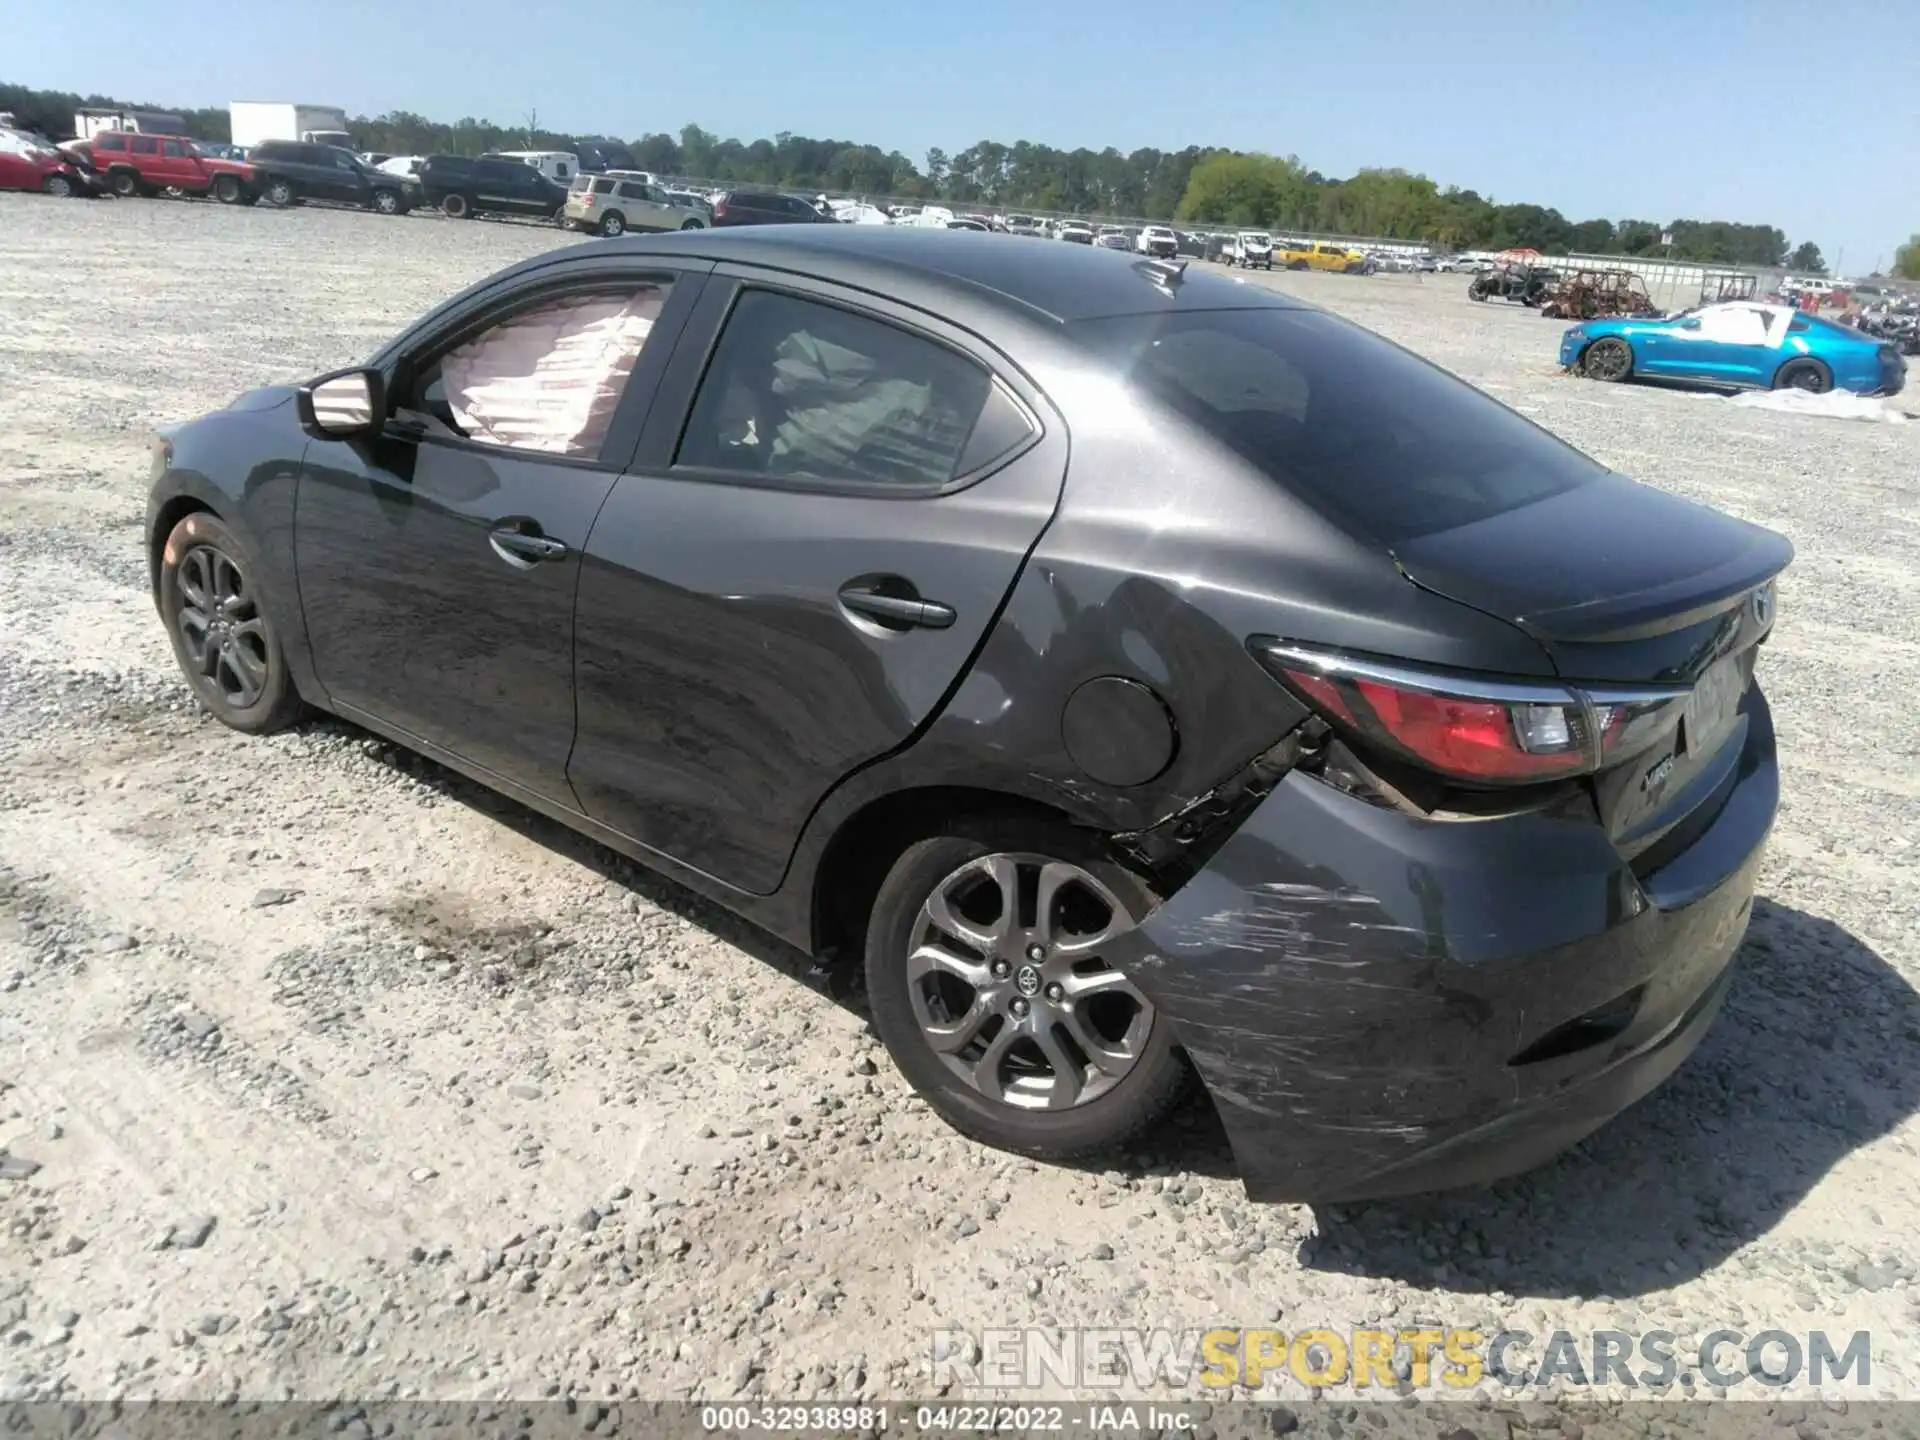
[297,367,385,438]
[1681,318,1702,330]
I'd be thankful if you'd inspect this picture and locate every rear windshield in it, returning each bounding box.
[1071,307,1604,544]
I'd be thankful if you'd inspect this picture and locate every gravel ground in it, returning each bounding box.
[1,195,1918,1424]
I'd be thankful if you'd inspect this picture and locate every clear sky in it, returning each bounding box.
[12,0,1915,270]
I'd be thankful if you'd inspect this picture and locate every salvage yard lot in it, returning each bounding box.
[1,195,1918,1409]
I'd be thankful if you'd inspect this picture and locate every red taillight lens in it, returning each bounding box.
[712,198,729,217]
[1256,641,1594,785]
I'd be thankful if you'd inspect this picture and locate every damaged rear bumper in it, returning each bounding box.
[1115,691,1777,1203]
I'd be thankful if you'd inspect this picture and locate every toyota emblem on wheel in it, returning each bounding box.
[1014,966,1042,998]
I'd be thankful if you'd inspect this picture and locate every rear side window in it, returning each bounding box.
[676,290,997,489]
[1072,307,1603,543]
[162,139,186,157]
[98,134,127,152]
[616,181,645,199]
[132,136,158,155]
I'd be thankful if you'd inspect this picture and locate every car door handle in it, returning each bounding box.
[489,526,569,566]
[837,581,955,631]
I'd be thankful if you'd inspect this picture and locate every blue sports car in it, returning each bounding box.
[1560,302,1906,396]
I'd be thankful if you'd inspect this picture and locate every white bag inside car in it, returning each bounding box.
[441,288,667,457]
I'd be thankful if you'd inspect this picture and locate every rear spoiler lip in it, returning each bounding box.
[1394,533,1793,645]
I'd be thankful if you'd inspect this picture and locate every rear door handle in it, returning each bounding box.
[837,581,956,631]
[489,526,570,566]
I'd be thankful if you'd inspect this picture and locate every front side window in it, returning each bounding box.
[162,139,186,158]
[1072,306,1603,544]
[676,290,993,489]
[132,136,158,155]
[410,284,674,460]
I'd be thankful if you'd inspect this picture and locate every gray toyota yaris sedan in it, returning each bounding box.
[147,227,1788,1200]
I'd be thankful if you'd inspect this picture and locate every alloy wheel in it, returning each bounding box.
[1585,340,1632,381]
[44,175,73,198]
[174,544,270,709]
[908,853,1153,1112]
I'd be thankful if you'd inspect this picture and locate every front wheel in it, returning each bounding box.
[213,174,242,205]
[678,217,705,230]
[371,188,400,215]
[1581,337,1635,382]
[42,174,74,198]
[864,818,1188,1160]
[1774,358,1832,394]
[158,512,305,735]
[597,210,626,237]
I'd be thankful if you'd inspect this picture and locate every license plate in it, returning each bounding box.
[1683,655,1743,755]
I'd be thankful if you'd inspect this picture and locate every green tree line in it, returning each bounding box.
[2,79,1824,268]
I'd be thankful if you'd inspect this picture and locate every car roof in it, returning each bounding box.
[580,226,1304,324]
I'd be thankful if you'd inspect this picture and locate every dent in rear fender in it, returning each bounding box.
[1112,775,1641,1161]
[1113,758,1771,1198]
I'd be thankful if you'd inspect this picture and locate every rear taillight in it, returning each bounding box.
[1252,640,1687,786]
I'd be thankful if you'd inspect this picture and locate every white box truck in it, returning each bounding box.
[229,102,353,151]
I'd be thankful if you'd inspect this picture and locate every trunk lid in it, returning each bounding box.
[1391,472,1791,680]
[1392,473,1790,862]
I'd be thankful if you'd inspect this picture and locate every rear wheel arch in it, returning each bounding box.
[809,787,1093,963]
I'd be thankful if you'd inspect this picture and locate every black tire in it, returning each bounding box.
[1288,259,1309,271]
[678,217,705,230]
[263,178,295,208]
[1469,282,1490,302]
[1581,337,1635,383]
[1774,358,1831,394]
[597,210,626,237]
[157,512,305,735]
[441,192,470,219]
[213,174,242,205]
[108,168,140,198]
[864,815,1189,1161]
[42,174,74,198]
[371,188,401,215]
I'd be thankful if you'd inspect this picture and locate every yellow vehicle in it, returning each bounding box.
[1277,239,1370,274]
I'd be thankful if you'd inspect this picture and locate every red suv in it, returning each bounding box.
[89,131,257,204]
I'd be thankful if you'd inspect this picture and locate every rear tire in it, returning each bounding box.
[678,217,705,230]
[108,168,140,198]
[263,178,295,208]
[863,816,1189,1161]
[441,192,470,219]
[1774,358,1831,394]
[158,512,305,736]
